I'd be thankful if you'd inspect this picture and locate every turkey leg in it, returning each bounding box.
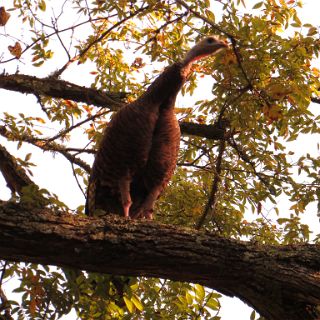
[118,176,132,218]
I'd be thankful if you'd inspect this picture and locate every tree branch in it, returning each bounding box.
[0,261,13,320]
[179,121,225,140]
[0,286,13,320]
[228,137,276,194]
[196,138,226,230]
[0,126,91,173]
[175,0,233,37]
[52,5,150,78]
[0,73,225,141]
[0,144,38,195]
[0,73,124,110]
[0,203,319,320]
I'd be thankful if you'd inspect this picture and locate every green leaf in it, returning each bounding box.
[307,27,318,36]
[194,284,205,300]
[205,9,215,22]
[206,296,219,310]
[252,2,263,9]
[25,153,32,162]
[39,0,46,11]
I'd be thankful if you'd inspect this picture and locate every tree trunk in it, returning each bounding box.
[0,202,319,319]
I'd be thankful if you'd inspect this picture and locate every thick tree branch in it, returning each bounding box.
[0,203,319,320]
[0,73,124,110]
[179,121,225,139]
[0,144,38,195]
[0,74,225,140]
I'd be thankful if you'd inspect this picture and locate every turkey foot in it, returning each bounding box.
[132,188,160,219]
[144,210,153,220]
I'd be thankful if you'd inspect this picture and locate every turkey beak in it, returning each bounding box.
[218,39,229,49]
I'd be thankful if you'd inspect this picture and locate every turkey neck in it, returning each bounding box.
[136,62,193,112]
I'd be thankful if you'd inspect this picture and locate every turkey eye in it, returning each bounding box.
[207,38,214,44]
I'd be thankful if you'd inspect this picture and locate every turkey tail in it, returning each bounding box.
[85,180,96,216]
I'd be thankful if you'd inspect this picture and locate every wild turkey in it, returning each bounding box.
[86,36,228,219]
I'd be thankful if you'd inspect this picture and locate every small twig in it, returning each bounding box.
[175,0,233,37]
[52,5,150,78]
[45,109,110,143]
[64,147,95,154]
[51,16,71,60]
[71,162,86,199]
[135,12,188,51]
[228,137,275,194]
[177,162,209,170]
[0,262,8,286]
[229,38,253,89]
[0,286,13,320]
[0,17,106,64]
[217,85,251,124]
[0,126,91,173]
[311,97,320,104]
[196,138,226,230]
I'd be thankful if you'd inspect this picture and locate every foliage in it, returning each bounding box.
[0,0,319,318]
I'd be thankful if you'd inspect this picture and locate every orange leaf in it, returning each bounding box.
[0,7,10,26]
[263,104,282,122]
[29,299,37,316]
[312,67,320,77]
[64,100,75,108]
[8,42,22,58]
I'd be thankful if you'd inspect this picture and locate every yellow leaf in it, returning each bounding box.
[123,296,134,313]
[36,117,46,124]
[194,284,205,300]
[131,295,143,311]
[118,0,127,8]
[312,67,320,77]
[266,82,292,100]
[186,292,193,304]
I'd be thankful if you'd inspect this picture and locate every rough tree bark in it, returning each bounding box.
[0,202,319,320]
[0,73,225,140]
